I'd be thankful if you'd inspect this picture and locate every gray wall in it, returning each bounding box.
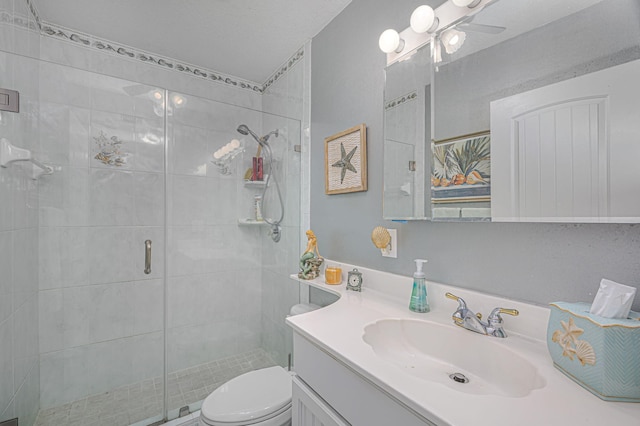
[310,0,640,310]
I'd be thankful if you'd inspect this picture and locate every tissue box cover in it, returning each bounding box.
[547,302,640,402]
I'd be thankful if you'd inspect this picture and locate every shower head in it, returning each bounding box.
[237,124,261,144]
[236,124,278,147]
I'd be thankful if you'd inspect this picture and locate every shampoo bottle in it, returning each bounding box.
[409,259,429,313]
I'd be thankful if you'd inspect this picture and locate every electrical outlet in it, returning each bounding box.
[381,228,397,258]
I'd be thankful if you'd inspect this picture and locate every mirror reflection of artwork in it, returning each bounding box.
[431,132,490,204]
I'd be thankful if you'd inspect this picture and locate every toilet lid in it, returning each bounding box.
[201,366,292,424]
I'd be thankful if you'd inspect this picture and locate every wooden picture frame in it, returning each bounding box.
[431,131,491,204]
[325,124,367,195]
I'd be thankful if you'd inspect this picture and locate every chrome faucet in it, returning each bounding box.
[445,292,519,338]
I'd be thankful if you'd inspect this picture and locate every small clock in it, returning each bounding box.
[347,268,363,292]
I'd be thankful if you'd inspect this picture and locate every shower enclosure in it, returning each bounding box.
[1,42,303,426]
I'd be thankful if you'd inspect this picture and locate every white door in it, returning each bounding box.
[491,59,640,222]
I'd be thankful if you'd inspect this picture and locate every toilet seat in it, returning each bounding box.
[200,366,292,426]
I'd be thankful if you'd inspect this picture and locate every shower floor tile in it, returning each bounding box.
[34,348,276,426]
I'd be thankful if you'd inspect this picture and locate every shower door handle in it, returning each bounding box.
[144,240,152,274]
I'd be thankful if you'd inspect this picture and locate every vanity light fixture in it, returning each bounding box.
[410,5,439,34]
[450,0,482,8]
[440,28,466,54]
[379,29,405,53]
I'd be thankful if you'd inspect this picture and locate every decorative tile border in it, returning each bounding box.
[25,0,41,29]
[19,0,305,93]
[263,48,305,92]
[40,21,265,93]
[384,90,418,110]
[0,10,39,31]
[385,90,418,110]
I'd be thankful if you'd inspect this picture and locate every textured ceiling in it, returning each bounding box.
[33,0,352,84]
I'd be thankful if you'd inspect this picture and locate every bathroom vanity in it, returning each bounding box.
[286,262,640,425]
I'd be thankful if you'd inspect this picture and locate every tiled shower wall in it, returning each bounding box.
[0,0,41,424]
[260,50,308,367]
[34,23,306,414]
[36,62,167,409]
[1,1,308,422]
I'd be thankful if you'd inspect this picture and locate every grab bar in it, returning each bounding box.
[144,240,152,274]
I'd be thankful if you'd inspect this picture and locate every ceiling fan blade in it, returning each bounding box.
[460,22,506,34]
[122,84,153,97]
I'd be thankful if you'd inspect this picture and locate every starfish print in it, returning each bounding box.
[331,142,358,184]
[559,317,584,345]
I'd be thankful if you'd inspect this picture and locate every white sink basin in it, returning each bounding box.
[362,319,546,397]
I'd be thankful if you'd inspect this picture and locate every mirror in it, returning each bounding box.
[432,0,640,222]
[383,44,431,220]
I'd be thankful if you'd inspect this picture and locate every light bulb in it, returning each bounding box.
[441,29,466,54]
[379,29,404,53]
[410,5,439,34]
[171,94,185,107]
[150,90,163,101]
[450,0,482,8]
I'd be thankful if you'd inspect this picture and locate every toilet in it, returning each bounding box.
[199,303,320,426]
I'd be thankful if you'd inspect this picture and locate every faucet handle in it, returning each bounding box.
[445,292,467,308]
[488,307,519,322]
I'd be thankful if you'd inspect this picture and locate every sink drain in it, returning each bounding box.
[449,373,469,384]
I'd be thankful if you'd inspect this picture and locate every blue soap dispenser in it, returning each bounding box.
[409,259,429,313]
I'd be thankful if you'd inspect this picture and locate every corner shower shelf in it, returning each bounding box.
[244,179,267,188]
[237,219,269,226]
[0,138,54,180]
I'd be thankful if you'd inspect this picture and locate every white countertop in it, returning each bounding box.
[286,260,640,426]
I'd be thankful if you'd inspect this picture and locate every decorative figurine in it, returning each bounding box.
[347,268,363,291]
[298,230,324,280]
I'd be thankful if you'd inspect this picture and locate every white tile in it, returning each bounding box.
[169,175,212,226]
[0,168,13,232]
[124,177,166,227]
[39,60,92,108]
[63,283,130,347]
[12,228,37,309]
[130,332,163,383]
[134,117,165,173]
[167,226,212,276]
[130,280,163,335]
[14,360,39,426]
[12,295,38,393]
[39,289,64,353]
[168,124,208,176]
[38,167,90,227]
[0,1,14,55]
[40,346,89,408]
[86,338,132,397]
[88,227,135,285]
[91,82,135,117]
[209,177,237,225]
[167,271,234,328]
[11,173,35,230]
[39,226,90,290]
[0,316,14,415]
[89,169,134,226]
[167,321,240,373]
[0,231,12,324]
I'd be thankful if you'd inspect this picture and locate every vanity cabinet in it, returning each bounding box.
[292,333,436,426]
[292,376,349,426]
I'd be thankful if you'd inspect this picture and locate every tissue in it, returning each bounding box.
[589,278,636,319]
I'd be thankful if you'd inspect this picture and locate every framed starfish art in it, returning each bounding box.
[325,124,368,195]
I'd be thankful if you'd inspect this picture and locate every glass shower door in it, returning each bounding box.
[36,62,166,426]
[164,92,301,421]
